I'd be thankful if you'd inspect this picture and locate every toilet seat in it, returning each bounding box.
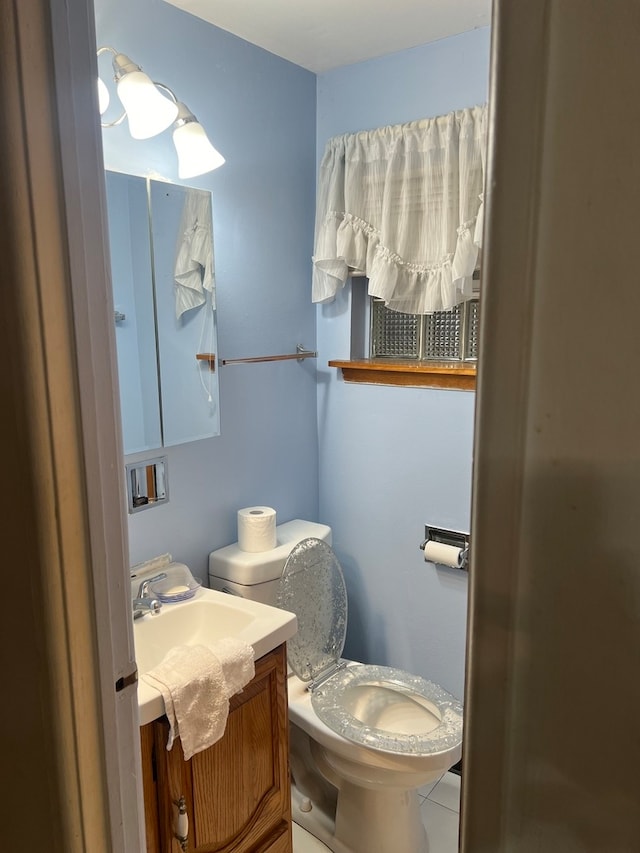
[311,663,463,756]
[279,538,463,757]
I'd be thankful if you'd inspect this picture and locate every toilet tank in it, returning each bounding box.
[208,519,332,605]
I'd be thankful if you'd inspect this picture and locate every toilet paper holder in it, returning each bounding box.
[419,525,470,571]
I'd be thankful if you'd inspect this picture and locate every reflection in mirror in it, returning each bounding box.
[126,456,168,513]
[105,172,221,454]
[106,172,161,453]
[150,181,220,447]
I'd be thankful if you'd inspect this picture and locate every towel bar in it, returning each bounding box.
[222,344,317,365]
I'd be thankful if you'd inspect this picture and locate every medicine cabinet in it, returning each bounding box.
[105,171,221,454]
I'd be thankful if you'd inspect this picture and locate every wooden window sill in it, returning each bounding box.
[328,359,477,390]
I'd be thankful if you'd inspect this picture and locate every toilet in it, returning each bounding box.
[209,520,463,853]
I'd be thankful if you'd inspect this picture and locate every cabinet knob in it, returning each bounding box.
[173,796,189,851]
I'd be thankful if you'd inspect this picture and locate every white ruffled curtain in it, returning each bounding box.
[312,104,487,314]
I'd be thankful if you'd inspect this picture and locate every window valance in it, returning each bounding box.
[312,104,487,314]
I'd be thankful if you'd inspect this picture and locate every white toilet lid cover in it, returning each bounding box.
[278,537,347,683]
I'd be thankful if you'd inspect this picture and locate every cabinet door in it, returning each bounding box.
[152,644,292,853]
[141,722,161,853]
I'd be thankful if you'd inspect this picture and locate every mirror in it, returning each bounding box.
[125,456,169,513]
[105,171,221,454]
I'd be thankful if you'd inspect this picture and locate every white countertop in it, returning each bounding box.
[134,586,297,726]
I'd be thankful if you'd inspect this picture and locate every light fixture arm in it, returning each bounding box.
[153,84,211,134]
[97,46,126,128]
[101,111,127,129]
[96,45,118,60]
[153,82,178,104]
[152,84,202,131]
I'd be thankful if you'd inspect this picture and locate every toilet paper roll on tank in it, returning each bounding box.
[423,540,465,568]
[237,506,277,552]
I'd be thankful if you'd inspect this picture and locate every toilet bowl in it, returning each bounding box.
[209,521,463,853]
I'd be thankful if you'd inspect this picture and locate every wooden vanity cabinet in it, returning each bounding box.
[140,644,292,853]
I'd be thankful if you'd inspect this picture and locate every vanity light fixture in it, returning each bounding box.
[97,46,224,177]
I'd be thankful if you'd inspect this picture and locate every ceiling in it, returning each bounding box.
[163,0,491,73]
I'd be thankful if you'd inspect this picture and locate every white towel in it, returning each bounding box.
[173,189,215,319]
[213,637,256,697]
[142,639,255,760]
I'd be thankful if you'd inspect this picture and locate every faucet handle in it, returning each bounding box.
[132,596,162,619]
[137,572,167,599]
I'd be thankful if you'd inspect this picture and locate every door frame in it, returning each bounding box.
[1,0,142,848]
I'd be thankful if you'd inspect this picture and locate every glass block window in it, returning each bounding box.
[371,301,421,358]
[370,298,479,362]
[423,305,463,360]
[465,299,480,361]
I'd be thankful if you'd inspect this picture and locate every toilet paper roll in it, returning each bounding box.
[423,540,464,568]
[238,506,277,552]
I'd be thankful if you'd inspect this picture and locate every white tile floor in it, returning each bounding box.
[419,771,461,852]
[293,771,461,852]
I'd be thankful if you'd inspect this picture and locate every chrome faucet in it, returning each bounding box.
[132,572,167,619]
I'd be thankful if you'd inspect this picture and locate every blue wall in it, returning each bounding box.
[316,28,490,699]
[96,0,490,699]
[95,0,319,579]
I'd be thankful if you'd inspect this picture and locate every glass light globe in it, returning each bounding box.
[116,68,178,139]
[97,77,110,115]
[173,121,225,179]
